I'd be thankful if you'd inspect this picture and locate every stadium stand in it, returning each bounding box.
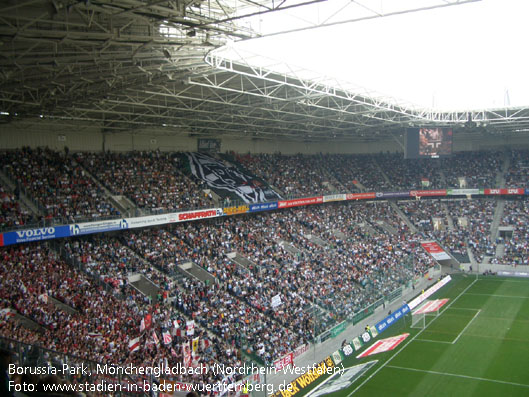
[492,199,529,265]
[505,149,529,188]
[0,148,120,224]
[77,151,214,213]
[0,184,35,231]
[2,147,529,396]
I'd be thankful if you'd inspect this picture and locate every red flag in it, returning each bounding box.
[144,314,152,329]
[163,330,172,345]
[140,318,146,333]
[201,338,210,350]
[152,331,160,346]
[128,337,140,353]
[182,342,191,367]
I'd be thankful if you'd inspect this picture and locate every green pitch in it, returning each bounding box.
[299,274,529,397]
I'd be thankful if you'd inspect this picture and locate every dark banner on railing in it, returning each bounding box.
[375,303,410,334]
[375,191,410,199]
[1,186,525,247]
[410,189,447,197]
[69,219,128,236]
[249,202,278,212]
[277,196,323,209]
[2,225,71,245]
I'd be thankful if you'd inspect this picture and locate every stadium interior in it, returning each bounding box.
[1,1,529,396]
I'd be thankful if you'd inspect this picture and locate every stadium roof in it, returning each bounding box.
[1,0,529,142]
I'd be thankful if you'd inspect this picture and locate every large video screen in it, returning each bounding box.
[405,127,453,159]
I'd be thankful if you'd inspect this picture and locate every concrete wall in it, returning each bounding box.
[2,119,529,154]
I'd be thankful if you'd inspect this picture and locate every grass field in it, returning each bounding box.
[301,274,529,397]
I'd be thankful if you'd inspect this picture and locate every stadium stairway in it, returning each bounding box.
[76,161,136,217]
[496,149,511,187]
[278,240,303,256]
[305,234,330,249]
[178,261,218,285]
[48,296,78,315]
[495,243,505,259]
[467,246,477,266]
[360,221,378,236]
[439,169,448,186]
[0,168,42,219]
[373,157,393,187]
[442,201,455,231]
[490,199,506,242]
[390,201,418,233]
[227,252,262,274]
[128,273,161,300]
[375,220,397,235]
[332,230,347,240]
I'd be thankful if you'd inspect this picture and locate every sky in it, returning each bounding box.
[224,0,529,111]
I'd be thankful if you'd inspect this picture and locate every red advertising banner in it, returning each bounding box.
[413,298,449,315]
[177,209,221,221]
[421,241,451,260]
[293,344,309,359]
[277,196,323,209]
[410,189,447,197]
[346,192,376,200]
[0,233,3,247]
[356,333,409,358]
[273,352,293,371]
[484,188,524,195]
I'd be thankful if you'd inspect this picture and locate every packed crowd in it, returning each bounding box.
[3,193,526,396]
[1,148,526,232]
[322,153,391,191]
[63,235,173,295]
[0,243,241,393]
[77,151,214,213]
[505,149,529,188]
[0,148,120,223]
[398,199,471,259]
[167,202,432,331]
[444,199,496,263]
[42,200,436,365]
[376,153,442,190]
[398,199,447,233]
[492,199,529,265]
[122,226,309,363]
[232,153,340,197]
[441,150,503,188]
[0,184,34,230]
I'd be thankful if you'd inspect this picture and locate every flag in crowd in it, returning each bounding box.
[128,337,140,353]
[163,330,172,345]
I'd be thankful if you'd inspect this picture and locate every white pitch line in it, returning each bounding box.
[415,338,452,344]
[476,278,529,284]
[346,278,479,396]
[466,293,529,299]
[448,306,481,311]
[386,365,529,389]
[451,309,481,344]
